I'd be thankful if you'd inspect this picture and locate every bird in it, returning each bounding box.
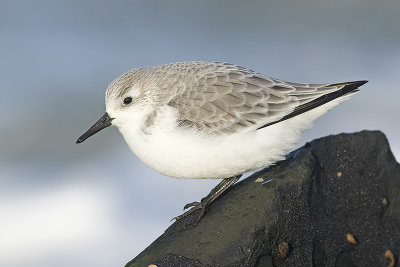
[76,61,367,222]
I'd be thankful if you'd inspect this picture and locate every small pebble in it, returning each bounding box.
[337,172,342,178]
[382,197,388,206]
[384,250,394,267]
[278,241,289,259]
[346,233,357,244]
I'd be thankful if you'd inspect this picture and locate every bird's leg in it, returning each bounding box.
[173,175,241,222]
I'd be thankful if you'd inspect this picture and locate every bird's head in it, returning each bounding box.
[76,67,156,144]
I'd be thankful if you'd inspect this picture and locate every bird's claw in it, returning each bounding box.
[183,201,200,210]
[171,201,206,222]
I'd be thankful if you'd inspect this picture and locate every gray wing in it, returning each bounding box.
[167,62,357,134]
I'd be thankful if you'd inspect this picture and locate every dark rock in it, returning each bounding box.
[126,131,400,267]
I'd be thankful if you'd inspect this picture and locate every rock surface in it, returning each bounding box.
[126,131,400,267]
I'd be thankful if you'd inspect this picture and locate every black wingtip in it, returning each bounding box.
[350,80,368,88]
[332,80,368,89]
[358,80,368,86]
[257,79,368,130]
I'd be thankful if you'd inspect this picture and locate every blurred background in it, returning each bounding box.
[1,0,399,266]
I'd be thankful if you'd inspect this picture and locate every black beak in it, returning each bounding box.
[76,113,114,144]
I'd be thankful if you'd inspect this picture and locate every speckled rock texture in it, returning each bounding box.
[126,131,400,267]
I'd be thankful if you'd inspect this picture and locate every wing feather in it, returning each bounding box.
[166,62,365,134]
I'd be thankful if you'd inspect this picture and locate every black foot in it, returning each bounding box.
[172,176,241,223]
[172,201,208,223]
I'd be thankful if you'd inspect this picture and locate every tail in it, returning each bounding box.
[258,80,368,129]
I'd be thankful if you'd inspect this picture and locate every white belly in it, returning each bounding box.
[118,96,351,179]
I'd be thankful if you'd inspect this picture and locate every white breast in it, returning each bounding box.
[117,96,351,179]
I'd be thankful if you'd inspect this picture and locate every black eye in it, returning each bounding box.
[123,97,132,105]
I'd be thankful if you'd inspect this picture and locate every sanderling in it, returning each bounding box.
[77,61,367,222]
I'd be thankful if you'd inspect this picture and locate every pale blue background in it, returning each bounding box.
[1,0,399,266]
